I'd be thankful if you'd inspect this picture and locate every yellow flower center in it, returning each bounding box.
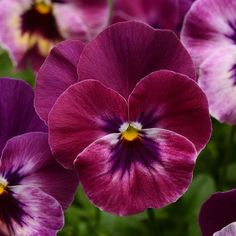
[35,2,51,14]
[0,178,8,195]
[122,125,139,141]
[0,184,6,195]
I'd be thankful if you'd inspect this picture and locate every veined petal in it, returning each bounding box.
[74,128,196,216]
[77,21,195,99]
[0,78,47,153]
[10,186,63,236]
[181,0,236,67]
[54,0,109,42]
[0,132,78,210]
[49,80,128,169]
[199,190,236,236]
[35,40,84,123]
[128,70,211,152]
[198,46,236,124]
[214,222,236,236]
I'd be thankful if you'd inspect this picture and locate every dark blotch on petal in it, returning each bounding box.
[101,115,124,133]
[137,110,159,129]
[225,21,236,44]
[52,0,66,2]
[3,166,26,187]
[229,63,236,85]
[21,4,62,40]
[0,190,27,234]
[109,136,161,178]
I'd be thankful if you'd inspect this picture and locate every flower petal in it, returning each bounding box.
[213,222,236,236]
[74,128,196,216]
[49,80,128,169]
[181,0,236,67]
[11,186,63,236]
[54,0,109,41]
[199,190,236,236]
[0,78,47,153]
[77,21,195,99]
[128,70,211,152]
[35,40,85,123]
[198,46,236,124]
[0,132,78,209]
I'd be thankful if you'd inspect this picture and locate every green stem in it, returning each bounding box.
[94,207,101,228]
[219,125,236,190]
[147,208,158,236]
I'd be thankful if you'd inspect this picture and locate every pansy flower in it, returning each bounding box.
[112,0,194,34]
[199,190,236,236]
[0,0,109,71]
[181,0,236,124]
[0,78,78,235]
[35,22,211,215]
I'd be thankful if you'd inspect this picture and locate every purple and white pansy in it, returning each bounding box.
[35,21,212,216]
[181,0,236,124]
[0,78,78,235]
[0,0,109,71]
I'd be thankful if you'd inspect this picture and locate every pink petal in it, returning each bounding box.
[35,40,85,123]
[48,80,128,169]
[74,128,196,216]
[198,46,236,124]
[78,21,195,99]
[181,0,236,67]
[54,0,109,42]
[129,70,212,152]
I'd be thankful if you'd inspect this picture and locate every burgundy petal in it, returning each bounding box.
[49,80,128,169]
[35,40,85,123]
[129,70,211,152]
[77,21,196,99]
[74,128,196,216]
[0,78,47,153]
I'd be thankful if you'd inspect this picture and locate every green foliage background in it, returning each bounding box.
[1,49,235,236]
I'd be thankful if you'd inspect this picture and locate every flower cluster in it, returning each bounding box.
[3,0,236,235]
[0,78,78,235]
